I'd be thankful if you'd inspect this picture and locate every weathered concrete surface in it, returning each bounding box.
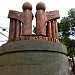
[0,40,70,75]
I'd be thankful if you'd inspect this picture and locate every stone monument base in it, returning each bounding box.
[0,40,70,75]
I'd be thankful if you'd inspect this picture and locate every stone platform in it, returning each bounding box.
[0,40,70,75]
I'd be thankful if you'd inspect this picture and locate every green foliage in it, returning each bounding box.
[59,8,75,57]
[68,47,75,57]
[59,17,70,32]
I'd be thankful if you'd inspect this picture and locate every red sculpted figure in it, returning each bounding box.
[8,2,33,41]
[22,2,33,35]
[36,2,46,36]
[36,2,60,41]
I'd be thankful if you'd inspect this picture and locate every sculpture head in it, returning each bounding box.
[22,2,32,11]
[36,2,46,11]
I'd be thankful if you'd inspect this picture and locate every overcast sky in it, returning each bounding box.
[0,0,75,46]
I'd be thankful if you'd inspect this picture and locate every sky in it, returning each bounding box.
[0,0,75,46]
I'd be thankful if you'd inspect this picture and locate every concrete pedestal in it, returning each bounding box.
[0,40,70,75]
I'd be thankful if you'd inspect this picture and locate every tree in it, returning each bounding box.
[59,8,75,73]
[59,8,75,57]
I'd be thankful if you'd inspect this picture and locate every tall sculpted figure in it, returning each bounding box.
[22,2,33,35]
[36,2,46,36]
[8,2,33,41]
[36,2,60,42]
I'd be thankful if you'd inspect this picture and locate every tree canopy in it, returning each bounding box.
[59,8,75,57]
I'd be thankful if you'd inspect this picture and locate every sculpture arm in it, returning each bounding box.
[8,10,23,22]
[45,10,60,22]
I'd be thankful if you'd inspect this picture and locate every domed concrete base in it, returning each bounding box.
[0,40,70,75]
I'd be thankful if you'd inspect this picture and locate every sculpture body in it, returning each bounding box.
[22,2,33,35]
[36,2,46,36]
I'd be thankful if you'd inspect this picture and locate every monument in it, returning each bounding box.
[0,2,70,75]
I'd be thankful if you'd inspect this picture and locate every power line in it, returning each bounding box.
[0,11,9,23]
[0,23,9,30]
[0,13,9,33]
[0,31,8,38]
[0,26,9,33]
[0,40,7,42]
[0,22,4,28]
